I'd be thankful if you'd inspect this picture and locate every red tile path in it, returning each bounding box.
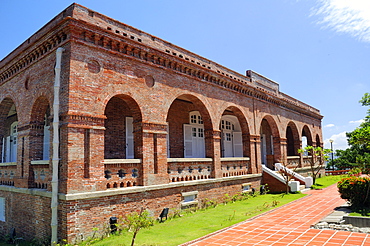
[183,185,370,246]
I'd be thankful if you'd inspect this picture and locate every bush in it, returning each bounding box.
[337,176,370,207]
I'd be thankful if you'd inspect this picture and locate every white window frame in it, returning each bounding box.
[220,115,243,158]
[126,117,134,159]
[0,197,5,221]
[184,111,205,158]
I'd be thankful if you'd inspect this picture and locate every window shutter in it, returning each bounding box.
[183,124,193,158]
[43,126,50,160]
[1,138,5,163]
[126,117,134,159]
[233,132,243,157]
[5,136,11,163]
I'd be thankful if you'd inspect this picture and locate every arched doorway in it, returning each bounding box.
[260,116,280,169]
[0,99,18,163]
[166,95,212,158]
[104,95,142,159]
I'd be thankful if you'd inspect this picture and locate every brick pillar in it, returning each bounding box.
[59,113,106,194]
[248,135,259,174]
[13,127,31,188]
[205,129,221,178]
[279,137,287,164]
[141,122,169,186]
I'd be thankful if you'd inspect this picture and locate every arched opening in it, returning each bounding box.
[0,99,18,163]
[302,125,313,148]
[166,95,212,158]
[219,107,250,158]
[104,95,142,159]
[286,122,300,156]
[260,116,280,169]
[30,97,51,161]
[316,134,321,148]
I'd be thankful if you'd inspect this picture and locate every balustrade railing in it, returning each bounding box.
[0,162,16,186]
[167,158,212,182]
[221,157,250,177]
[103,159,141,189]
[31,160,50,189]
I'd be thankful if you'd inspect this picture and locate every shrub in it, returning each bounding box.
[337,176,370,208]
[348,167,362,176]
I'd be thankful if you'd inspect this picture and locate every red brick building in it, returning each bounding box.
[0,3,323,243]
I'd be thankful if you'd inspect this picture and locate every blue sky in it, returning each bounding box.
[1,0,369,151]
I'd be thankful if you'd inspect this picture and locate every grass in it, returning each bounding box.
[349,208,370,217]
[83,193,305,246]
[311,174,346,190]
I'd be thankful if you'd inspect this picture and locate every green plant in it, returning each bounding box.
[337,176,370,208]
[123,208,154,246]
[348,167,362,176]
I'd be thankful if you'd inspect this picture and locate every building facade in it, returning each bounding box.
[0,4,323,243]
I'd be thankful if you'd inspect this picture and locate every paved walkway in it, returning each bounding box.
[185,185,370,246]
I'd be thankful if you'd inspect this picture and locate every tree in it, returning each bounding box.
[298,146,331,184]
[333,93,370,171]
[123,208,154,246]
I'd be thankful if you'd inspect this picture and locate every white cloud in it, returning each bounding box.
[324,131,348,150]
[312,0,370,42]
[324,123,335,128]
[349,119,364,125]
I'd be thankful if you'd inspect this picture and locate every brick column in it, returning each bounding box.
[205,129,221,178]
[59,113,106,194]
[279,137,287,164]
[249,135,261,174]
[141,122,169,186]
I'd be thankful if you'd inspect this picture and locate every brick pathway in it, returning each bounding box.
[185,185,370,246]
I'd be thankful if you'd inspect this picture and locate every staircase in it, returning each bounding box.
[262,164,312,193]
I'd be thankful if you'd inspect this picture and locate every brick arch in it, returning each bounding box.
[259,115,281,169]
[30,96,50,124]
[0,98,18,163]
[104,94,142,159]
[302,125,313,146]
[104,94,142,122]
[286,121,300,156]
[166,94,213,158]
[220,106,251,158]
[166,94,212,130]
[259,115,280,137]
[29,96,51,161]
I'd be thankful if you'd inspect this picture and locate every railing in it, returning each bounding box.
[31,160,50,189]
[0,162,16,186]
[167,158,212,182]
[287,156,300,168]
[221,157,250,177]
[103,159,141,188]
[325,170,350,176]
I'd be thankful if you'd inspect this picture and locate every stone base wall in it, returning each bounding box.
[0,175,260,243]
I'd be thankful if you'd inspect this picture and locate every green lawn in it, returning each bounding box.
[84,193,305,246]
[311,174,346,190]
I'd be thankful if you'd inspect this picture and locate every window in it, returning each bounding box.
[0,197,5,221]
[220,116,242,157]
[2,122,18,163]
[43,114,50,160]
[242,183,252,193]
[184,112,205,158]
[181,191,198,208]
[126,117,134,159]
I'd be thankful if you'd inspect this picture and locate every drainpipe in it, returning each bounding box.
[51,47,64,244]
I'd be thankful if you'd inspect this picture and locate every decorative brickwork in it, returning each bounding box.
[0,3,323,244]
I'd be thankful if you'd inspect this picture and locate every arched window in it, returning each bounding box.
[184,111,205,158]
[4,122,18,163]
[220,115,242,157]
